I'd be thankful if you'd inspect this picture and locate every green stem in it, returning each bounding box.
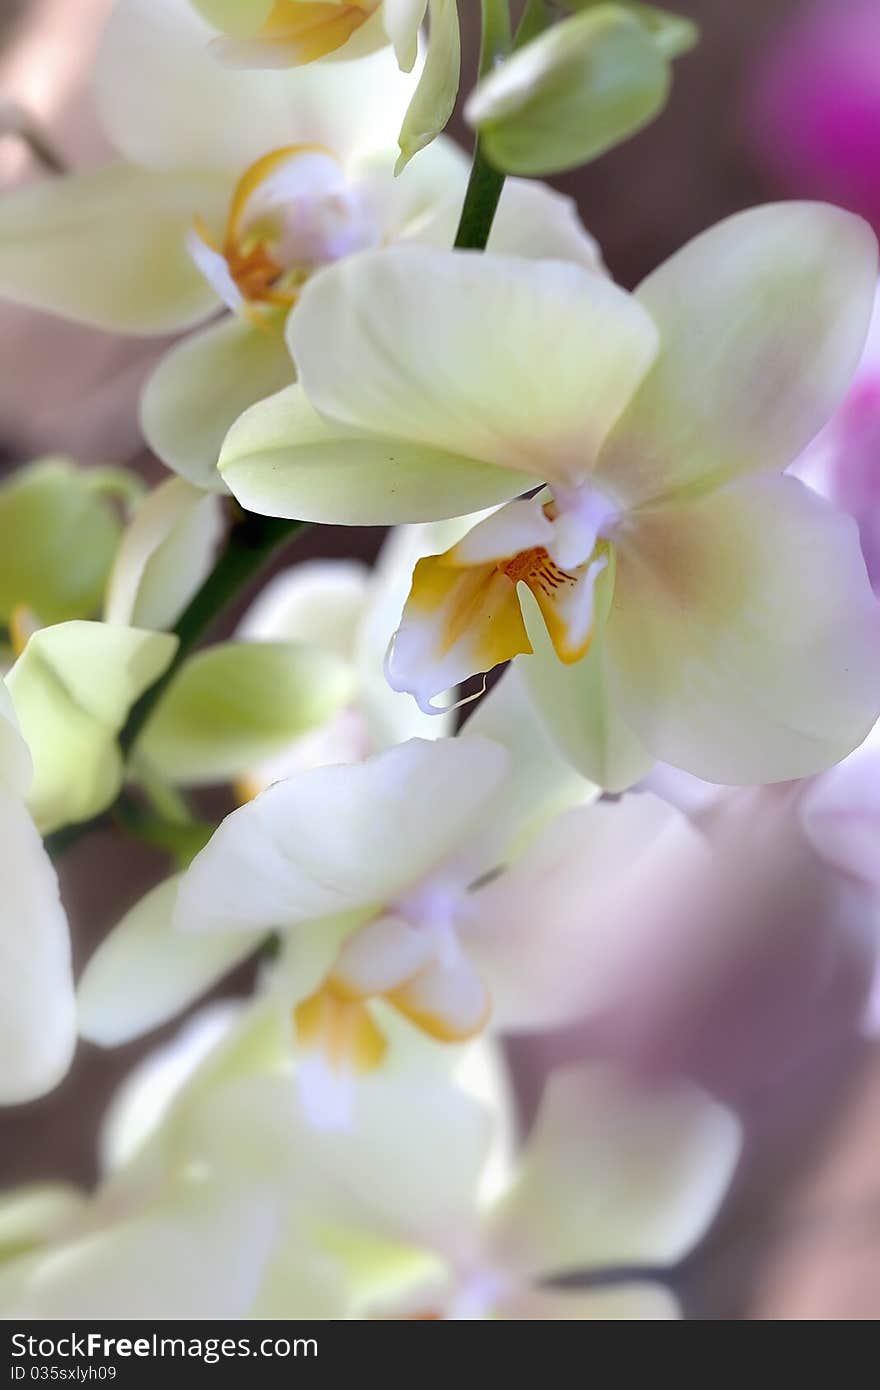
[113,794,216,869]
[46,510,307,859]
[453,0,512,251]
[119,510,306,758]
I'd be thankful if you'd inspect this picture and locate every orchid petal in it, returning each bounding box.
[467,793,704,1031]
[5,1179,277,1320]
[0,683,32,799]
[489,1063,740,1279]
[464,664,598,862]
[607,475,880,782]
[518,576,654,793]
[383,0,429,71]
[77,878,257,1047]
[96,0,419,172]
[0,792,75,1103]
[141,316,294,493]
[597,203,878,506]
[219,383,532,523]
[396,0,460,173]
[174,737,509,933]
[104,479,224,631]
[238,560,369,658]
[288,246,657,486]
[0,165,227,334]
[800,736,880,889]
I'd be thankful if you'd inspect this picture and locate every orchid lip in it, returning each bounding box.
[189,145,380,318]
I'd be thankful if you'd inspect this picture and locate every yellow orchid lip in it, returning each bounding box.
[192,144,345,318]
[387,505,614,716]
[257,2,377,64]
[294,984,387,1074]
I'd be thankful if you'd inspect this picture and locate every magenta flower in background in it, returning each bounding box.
[748,0,880,233]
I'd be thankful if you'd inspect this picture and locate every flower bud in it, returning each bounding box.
[465,4,683,176]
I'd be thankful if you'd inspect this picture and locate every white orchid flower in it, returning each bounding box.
[221,205,880,790]
[0,996,507,1317]
[0,680,75,1104]
[190,0,423,69]
[76,678,622,1058]
[0,0,597,494]
[292,1059,741,1320]
[189,0,458,174]
[0,1006,287,1319]
[151,737,702,1094]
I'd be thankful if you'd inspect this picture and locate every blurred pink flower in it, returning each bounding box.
[748,0,880,233]
[516,741,880,1112]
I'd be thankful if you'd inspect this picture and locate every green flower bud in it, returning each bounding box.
[558,2,698,60]
[466,4,677,176]
[0,458,127,634]
[138,640,355,786]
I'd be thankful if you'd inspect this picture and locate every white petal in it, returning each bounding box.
[598,202,879,505]
[6,1178,277,1319]
[518,578,654,793]
[96,0,421,172]
[174,736,509,933]
[463,663,598,864]
[607,475,880,782]
[141,316,296,493]
[288,246,658,483]
[0,166,228,334]
[0,1185,84,1259]
[486,178,603,269]
[313,1072,493,1261]
[383,0,429,71]
[467,793,703,1031]
[395,0,460,172]
[104,478,224,630]
[0,792,75,1103]
[99,1002,242,1171]
[77,877,257,1047]
[238,559,369,657]
[0,679,32,798]
[219,383,532,524]
[489,1063,741,1278]
[800,736,880,888]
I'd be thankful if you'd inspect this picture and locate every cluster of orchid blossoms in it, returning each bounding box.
[0,0,879,1321]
